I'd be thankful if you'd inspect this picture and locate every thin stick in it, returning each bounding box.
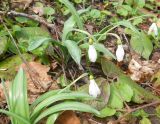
[7,10,55,29]
[0,10,59,38]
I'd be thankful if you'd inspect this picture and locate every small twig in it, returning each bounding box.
[0,10,59,37]
[8,10,55,29]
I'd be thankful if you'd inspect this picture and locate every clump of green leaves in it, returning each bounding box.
[0,68,100,124]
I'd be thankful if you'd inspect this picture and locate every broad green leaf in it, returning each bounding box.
[133,109,149,118]
[78,77,111,110]
[140,117,151,124]
[101,58,160,103]
[101,58,122,77]
[131,90,145,103]
[15,17,38,26]
[0,54,33,80]
[28,37,53,51]
[15,27,50,39]
[31,92,94,118]
[0,36,8,58]
[89,9,101,19]
[74,0,82,3]
[97,107,116,118]
[14,27,50,56]
[108,84,124,109]
[33,101,100,124]
[94,43,116,59]
[115,81,133,102]
[125,0,134,5]
[63,40,81,65]
[117,5,132,16]
[130,32,153,59]
[59,0,83,30]
[62,8,89,41]
[43,7,55,15]
[133,18,143,25]
[115,20,139,33]
[135,0,145,8]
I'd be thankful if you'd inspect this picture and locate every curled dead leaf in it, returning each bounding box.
[56,111,81,124]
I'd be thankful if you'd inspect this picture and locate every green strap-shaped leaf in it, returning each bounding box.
[8,68,30,122]
[59,0,83,30]
[0,109,30,124]
[33,101,100,124]
[46,113,59,124]
[31,92,93,118]
[63,40,81,65]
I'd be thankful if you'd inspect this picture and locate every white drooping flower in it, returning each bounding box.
[88,38,97,62]
[148,23,158,36]
[89,75,101,98]
[116,44,125,62]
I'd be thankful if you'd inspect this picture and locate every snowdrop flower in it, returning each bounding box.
[89,75,101,98]
[88,38,97,62]
[116,43,125,62]
[148,23,158,36]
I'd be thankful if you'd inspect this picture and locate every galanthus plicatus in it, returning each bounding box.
[116,41,125,62]
[148,23,158,36]
[89,75,101,98]
[88,38,97,62]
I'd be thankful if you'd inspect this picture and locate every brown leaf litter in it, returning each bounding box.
[128,52,160,82]
[0,61,59,104]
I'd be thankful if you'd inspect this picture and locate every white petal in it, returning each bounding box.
[89,79,101,98]
[88,45,97,62]
[116,44,125,62]
[148,23,158,36]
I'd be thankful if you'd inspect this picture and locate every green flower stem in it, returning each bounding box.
[58,73,88,94]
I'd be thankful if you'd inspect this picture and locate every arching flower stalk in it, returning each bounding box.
[89,75,101,98]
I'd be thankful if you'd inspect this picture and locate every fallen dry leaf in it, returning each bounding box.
[0,62,59,104]
[0,81,10,104]
[128,58,160,82]
[32,7,44,16]
[56,111,81,124]
[11,0,33,9]
[21,62,59,103]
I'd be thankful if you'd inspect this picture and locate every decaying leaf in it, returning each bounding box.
[32,7,44,16]
[11,0,33,9]
[56,111,81,124]
[21,61,59,103]
[128,59,160,82]
[0,81,10,104]
[0,62,59,104]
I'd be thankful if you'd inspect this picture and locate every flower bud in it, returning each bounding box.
[148,23,158,36]
[88,44,97,62]
[89,75,101,98]
[116,44,125,62]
